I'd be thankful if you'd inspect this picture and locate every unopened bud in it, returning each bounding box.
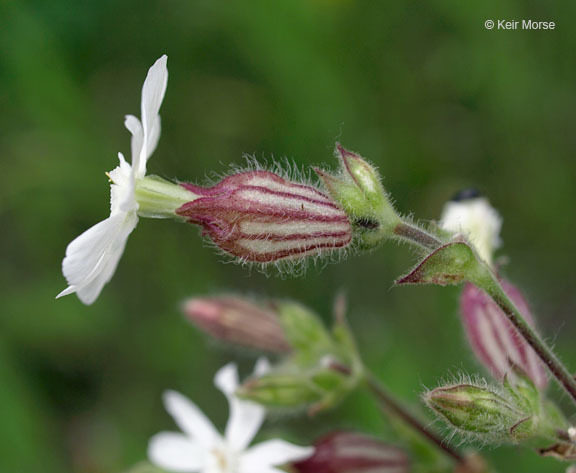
[236,372,324,407]
[237,363,352,412]
[440,191,502,266]
[292,431,410,473]
[461,281,547,389]
[424,383,534,440]
[275,302,333,357]
[183,297,291,353]
[176,170,352,264]
[315,144,400,249]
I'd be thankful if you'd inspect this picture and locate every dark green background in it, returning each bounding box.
[2,0,576,472]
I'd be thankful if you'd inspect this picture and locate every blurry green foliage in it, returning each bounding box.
[2,0,576,471]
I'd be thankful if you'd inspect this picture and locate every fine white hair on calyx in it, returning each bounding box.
[183,156,355,277]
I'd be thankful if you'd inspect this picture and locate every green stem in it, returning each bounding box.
[393,222,442,251]
[365,374,465,464]
[393,218,576,408]
[329,360,465,463]
[474,270,576,407]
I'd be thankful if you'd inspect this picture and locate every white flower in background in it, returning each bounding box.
[440,189,502,266]
[148,359,313,473]
[57,55,168,304]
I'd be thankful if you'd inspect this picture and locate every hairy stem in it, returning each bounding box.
[477,272,576,406]
[329,360,464,463]
[393,222,442,250]
[366,374,465,464]
[392,218,576,408]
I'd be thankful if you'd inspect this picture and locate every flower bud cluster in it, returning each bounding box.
[237,300,363,413]
[187,295,363,413]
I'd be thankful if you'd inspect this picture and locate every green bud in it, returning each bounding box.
[424,383,535,441]
[276,302,333,362]
[315,144,401,249]
[237,372,323,407]
[239,298,365,413]
[503,365,541,415]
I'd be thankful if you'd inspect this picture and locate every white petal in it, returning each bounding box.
[148,432,204,472]
[146,114,162,160]
[163,391,221,448]
[214,363,239,397]
[57,212,137,305]
[138,55,168,176]
[254,358,271,376]
[240,440,314,473]
[440,197,502,265]
[216,362,266,451]
[225,398,266,452]
[110,153,137,214]
[124,114,144,167]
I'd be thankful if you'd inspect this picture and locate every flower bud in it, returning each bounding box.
[315,144,400,249]
[275,302,333,357]
[236,361,353,412]
[236,372,325,407]
[292,431,410,473]
[176,170,353,264]
[461,281,548,389]
[424,383,534,440]
[440,190,502,266]
[183,296,291,353]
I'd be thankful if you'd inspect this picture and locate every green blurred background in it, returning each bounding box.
[2,0,576,471]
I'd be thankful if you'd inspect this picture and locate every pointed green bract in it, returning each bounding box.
[396,241,487,287]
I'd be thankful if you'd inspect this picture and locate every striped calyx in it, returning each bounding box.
[460,281,548,389]
[176,170,352,264]
[292,431,410,473]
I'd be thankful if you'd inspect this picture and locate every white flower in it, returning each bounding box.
[440,191,502,266]
[57,55,168,305]
[148,359,313,473]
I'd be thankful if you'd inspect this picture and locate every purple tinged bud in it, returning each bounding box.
[292,431,410,473]
[460,281,548,389]
[176,171,353,264]
[183,296,291,353]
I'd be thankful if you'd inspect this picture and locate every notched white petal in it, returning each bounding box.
[148,432,204,472]
[57,212,137,305]
[58,55,168,305]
